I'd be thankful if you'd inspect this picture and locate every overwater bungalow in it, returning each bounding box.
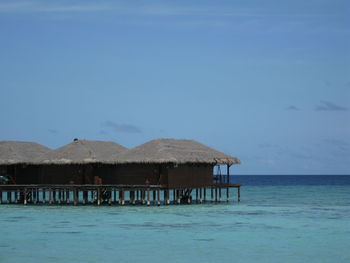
[36,139,128,184]
[0,141,51,184]
[111,138,240,187]
[0,138,241,205]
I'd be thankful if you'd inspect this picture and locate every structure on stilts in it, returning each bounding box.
[0,138,241,206]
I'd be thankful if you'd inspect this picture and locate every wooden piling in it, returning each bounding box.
[97,187,101,206]
[157,189,160,206]
[74,188,78,206]
[23,188,27,205]
[130,191,135,205]
[66,189,70,204]
[147,189,150,206]
[7,191,11,204]
[199,188,203,203]
[49,188,53,205]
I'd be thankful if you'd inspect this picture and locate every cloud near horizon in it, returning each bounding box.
[102,121,142,134]
[286,105,300,111]
[315,101,348,111]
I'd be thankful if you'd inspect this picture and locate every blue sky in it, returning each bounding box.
[0,0,349,174]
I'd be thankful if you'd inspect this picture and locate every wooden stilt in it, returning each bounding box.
[73,188,78,206]
[7,191,11,204]
[130,191,135,205]
[204,188,206,202]
[23,188,27,205]
[142,190,146,205]
[15,191,18,204]
[43,188,46,204]
[66,189,70,204]
[56,190,60,204]
[226,187,229,202]
[187,189,191,204]
[199,188,203,203]
[195,189,198,203]
[215,187,218,202]
[121,189,125,206]
[157,189,160,206]
[147,189,150,206]
[97,187,101,206]
[153,190,156,205]
[219,187,222,202]
[176,190,180,204]
[211,187,214,201]
[0,190,2,204]
[165,190,170,205]
[49,188,53,205]
[108,189,112,205]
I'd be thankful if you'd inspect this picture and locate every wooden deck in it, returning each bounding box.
[0,184,241,206]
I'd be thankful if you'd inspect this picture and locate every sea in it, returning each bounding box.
[1,175,349,263]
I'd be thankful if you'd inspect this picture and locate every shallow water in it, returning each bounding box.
[1,176,350,263]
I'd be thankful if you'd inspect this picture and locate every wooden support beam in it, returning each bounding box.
[176,190,180,204]
[108,190,112,205]
[7,191,11,204]
[43,188,46,204]
[66,189,70,204]
[153,190,156,205]
[147,189,150,206]
[157,189,160,206]
[142,190,146,205]
[0,190,2,204]
[97,187,101,206]
[211,187,214,201]
[204,188,206,202]
[130,191,135,205]
[23,188,27,205]
[226,187,229,202]
[49,188,53,205]
[199,188,203,203]
[73,188,78,206]
[120,189,125,206]
[58,189,62,204]
[219,187,222,202]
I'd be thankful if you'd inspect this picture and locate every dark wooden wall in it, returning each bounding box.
[114,164,168,185]
[1,163,214,188]
[167,164,213,188]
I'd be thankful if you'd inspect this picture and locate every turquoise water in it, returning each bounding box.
[1,176,350,263]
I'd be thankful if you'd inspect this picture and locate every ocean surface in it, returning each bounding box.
[1,175,349,263]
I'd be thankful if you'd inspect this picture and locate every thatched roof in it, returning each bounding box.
[0,141,52,165]
[110,138,240,165]
[36,139,128,164]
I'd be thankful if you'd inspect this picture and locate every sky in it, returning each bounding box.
[0,0,349,175]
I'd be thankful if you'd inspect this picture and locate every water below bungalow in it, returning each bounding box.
[1,175,349,263]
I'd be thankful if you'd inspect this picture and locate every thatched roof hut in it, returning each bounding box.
[0,141,52,165]
[36,139,128,164]
[111,138,240,165]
